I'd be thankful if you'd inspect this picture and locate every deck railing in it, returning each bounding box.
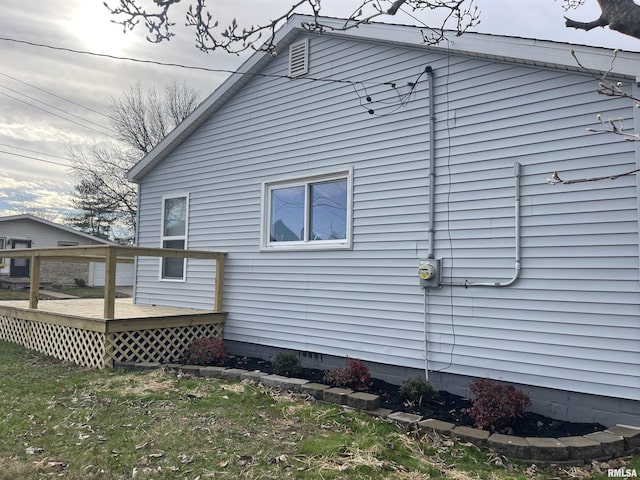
[0,245,226,318]
[0,245,227,368]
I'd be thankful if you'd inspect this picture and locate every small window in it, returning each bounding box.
[0,237,5,265]
[160,194,189,280]
[58,241,79,247]
[262,170,352,250]
[288,38,309,77]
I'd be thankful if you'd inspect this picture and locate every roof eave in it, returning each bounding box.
[0,214,112,244]
[127,15,639,183]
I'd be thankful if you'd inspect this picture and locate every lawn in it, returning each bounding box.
[0,341,636,479]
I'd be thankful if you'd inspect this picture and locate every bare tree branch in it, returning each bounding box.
[563,0,640,40]
[548,49,639,186]
[106,0,481,53]
[68,81,200,242]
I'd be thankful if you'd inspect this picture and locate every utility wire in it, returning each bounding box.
[0,91,113,138]
[0,84,111,132]
[0,143,70,162]
[0,150,70,168]
[0,36,388,88]
[0,71,110,119]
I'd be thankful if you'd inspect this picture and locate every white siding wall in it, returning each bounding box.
[135,35,639,400]
[89,262,134,287]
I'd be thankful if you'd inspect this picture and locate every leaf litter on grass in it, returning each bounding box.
[1,341,637,479]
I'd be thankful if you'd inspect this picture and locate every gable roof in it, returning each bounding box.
[0,214,112,244]
[127,15,640,183]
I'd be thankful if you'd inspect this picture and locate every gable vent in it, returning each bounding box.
[288,39,309,77]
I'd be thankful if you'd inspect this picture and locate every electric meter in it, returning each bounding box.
[418,259,441,288]
[418,263,436,280]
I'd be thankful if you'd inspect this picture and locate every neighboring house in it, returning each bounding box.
[0,214,133,287]
[127,16,640,426]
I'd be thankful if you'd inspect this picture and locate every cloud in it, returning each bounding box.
[0,176,74,221]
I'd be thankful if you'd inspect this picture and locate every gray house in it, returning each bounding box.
[0,214,134,287]
[0,214,108,285]
[128,17,640,426]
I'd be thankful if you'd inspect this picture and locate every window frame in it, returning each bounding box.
[58,241,79,247]
[261,169,353,251]
[0,237,5,266]
[159,193,189,281]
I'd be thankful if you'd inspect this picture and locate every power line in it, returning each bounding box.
[0,150,69,168]
[0,36,375,88]
[0,143,70,162]
[0,71,110,119]
[0,91,113,138]
[0,36,432,117]
[0,83,111,132]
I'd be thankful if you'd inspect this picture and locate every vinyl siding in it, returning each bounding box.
[0,219,105,248]
[135,34,639,400]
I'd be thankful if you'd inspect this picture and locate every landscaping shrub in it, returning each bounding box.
[323,358,371,390]
[464,378,531,432]
[399,377,434,405]
[273,351,302,376]
[183,336,227,366]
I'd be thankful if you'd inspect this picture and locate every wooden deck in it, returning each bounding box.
[0,299,226,369]
[0,245,227,369]
[0,245,226,318]
[0,298,216,321]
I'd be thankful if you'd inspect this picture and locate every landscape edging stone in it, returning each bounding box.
[114,362,640,465]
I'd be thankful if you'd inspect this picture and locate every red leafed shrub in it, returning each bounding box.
[323,358,371,390]
[464,378,531,432]
[183,336,227,366]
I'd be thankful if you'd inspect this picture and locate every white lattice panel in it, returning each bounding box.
[1,314,106,368]
[0,314,31,346]
[29,322,106,368]
[1,311,224,369]
[107,323,224,365]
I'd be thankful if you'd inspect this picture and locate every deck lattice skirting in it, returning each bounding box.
[107,322,224,366]
[0,314,106,368]
[0,245,227,368]
[0,307,225,369]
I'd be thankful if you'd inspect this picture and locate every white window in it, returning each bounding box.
[262,170,352,250]
[160,194,189,280]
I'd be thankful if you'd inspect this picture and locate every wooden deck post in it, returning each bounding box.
[29,254,40,309]
[104,247,117,319]
[214,253,225,312]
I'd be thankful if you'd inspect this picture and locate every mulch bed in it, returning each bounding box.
[224,355,605,438]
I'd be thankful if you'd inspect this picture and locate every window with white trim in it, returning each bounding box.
[262,170,352,250]
[160,194,188,280]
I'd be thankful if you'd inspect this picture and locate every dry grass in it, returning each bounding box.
[1,341,637,480]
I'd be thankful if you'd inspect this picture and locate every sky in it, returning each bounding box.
[0,0,638,222]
